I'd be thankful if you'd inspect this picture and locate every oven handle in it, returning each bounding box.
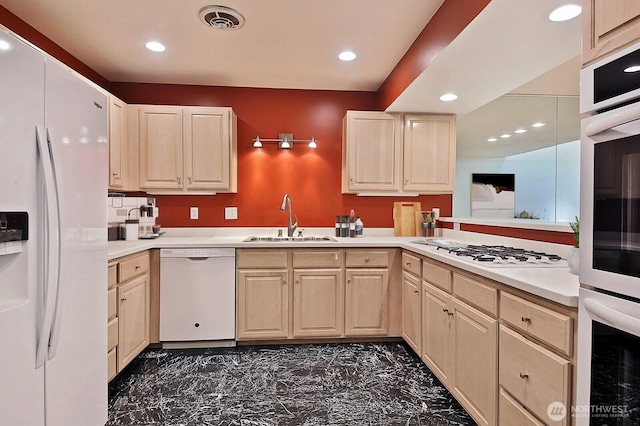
[585,102,640,137]
[583,298,640,336]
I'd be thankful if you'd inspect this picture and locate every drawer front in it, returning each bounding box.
[294,250,343,268]
[453,273,498,317]
[237,250,288,269]
[345,250,388,268]
[499,388,545,426]
[118,252,149,282]
[499,326,570,425]
[401,252,421,276]
[108,317,119,351]
[108,287,117,321]
[422,260,451,292]
[107,348,117,381]
[501,292,573,356]
[108,261,118,287]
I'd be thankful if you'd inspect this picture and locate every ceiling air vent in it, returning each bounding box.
[199,6,245,31]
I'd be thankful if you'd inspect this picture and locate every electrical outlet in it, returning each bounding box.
[190,207,198,220]
[225,207,238,220]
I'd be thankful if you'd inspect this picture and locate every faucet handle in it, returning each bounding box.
[297,229,304,237]
[277,229,283,237]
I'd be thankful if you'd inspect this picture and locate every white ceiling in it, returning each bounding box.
[0,0,443,92]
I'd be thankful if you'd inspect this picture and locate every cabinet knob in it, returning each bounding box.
[295,279,299,285]
[187,176,192,184]
[442,308,449,314]
[176,176,181,183]
[365,257,371,262]
[521,316,531,323]
[519,373,529,380]
[413,290,419,294]
[112,173,118,176]
[121,297,127,302]
[135,265,140,269]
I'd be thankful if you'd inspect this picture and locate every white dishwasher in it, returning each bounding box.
[160,248,235,344]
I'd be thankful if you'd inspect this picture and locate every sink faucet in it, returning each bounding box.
[280,193,298,237]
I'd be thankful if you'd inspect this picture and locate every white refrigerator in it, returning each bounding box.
[0,28,108,425]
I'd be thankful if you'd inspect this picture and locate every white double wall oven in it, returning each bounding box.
[577,40,640,426]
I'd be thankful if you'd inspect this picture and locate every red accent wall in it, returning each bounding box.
[113,83,453,228]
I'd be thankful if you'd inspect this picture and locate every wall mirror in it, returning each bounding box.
[453,59,580,224]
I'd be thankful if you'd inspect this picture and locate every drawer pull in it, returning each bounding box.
[406,262,411,266]
[443,308,454,316]
[365,257,371,262]
[135,265,140,270]
[414,290,419,294]
[519,372,529,379]
[121,297,127,302]
[521,316,531,323]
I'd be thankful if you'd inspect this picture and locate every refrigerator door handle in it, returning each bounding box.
[35,126,62,368]
[44,127,65,361]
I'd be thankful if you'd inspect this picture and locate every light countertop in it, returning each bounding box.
[108,233,579,307]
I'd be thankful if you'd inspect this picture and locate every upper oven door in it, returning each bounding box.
[581,41,640,115]
[581,100,640,299]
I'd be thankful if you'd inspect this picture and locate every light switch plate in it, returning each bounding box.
[190,207,198,220]
[225,207,238,220]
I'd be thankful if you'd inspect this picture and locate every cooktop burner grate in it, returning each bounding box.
[437,245,562,265]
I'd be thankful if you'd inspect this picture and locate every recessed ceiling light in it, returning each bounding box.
[0,39,11,51]
[501,134,511,138]
[145,41,166,52]
[514,129,527,134]
[532,122,545,128]
[488,138,498,142]
[338,51,356,61]
[625,65,640,73]
[548,4,581,22]
[439,93,458,102]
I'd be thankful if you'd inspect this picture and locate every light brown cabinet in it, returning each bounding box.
[236,250,289,340]
[136,105,237,193]
[401,252,422,355]
[342,110,402,193]
[583,0,640,65]
[108,95,128,190]
[293,269,344,337]
[107,251,150,381]
[342,111,456,194]
[498,290,575,426]
[236,248,396,342]
[420,259,497,426]
[117,273,150,369]
[344,250,390,336]
[403,114,456,193]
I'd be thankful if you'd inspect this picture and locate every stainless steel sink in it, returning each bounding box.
[243,236,337,242]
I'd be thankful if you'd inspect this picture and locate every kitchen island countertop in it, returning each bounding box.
[108,234,579,307]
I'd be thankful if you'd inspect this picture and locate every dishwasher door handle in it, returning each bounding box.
[186,257,213,262]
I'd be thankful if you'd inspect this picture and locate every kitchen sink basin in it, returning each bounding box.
[243,236,337,242]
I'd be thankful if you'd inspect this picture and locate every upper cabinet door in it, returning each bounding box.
[342,111,402,193]
[403,114,456,194]
[108,96,127,189]
[583,0,640,65]
[183,107,237,192]
[138,105,183,190]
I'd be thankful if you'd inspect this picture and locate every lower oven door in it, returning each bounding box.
[576,288,640,425]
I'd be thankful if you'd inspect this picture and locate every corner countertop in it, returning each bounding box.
[108,233,579,308]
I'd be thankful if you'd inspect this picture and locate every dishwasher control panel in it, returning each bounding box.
[160,248,235,258]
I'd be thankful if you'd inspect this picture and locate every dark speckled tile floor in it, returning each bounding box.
[107,342,476,425]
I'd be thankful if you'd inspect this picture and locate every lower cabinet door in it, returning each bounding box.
[293,269,344,338]
[237,270,289,340]
[422,282,453,387]
[451,297,497,426]
[345,269,389,336]
[117,274,150,371]
[402,271,421,354]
